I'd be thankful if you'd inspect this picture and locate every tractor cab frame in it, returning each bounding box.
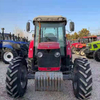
[27,16,74,72]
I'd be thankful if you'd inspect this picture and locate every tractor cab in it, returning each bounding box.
[27,16,74,71]
[80,36,97,44]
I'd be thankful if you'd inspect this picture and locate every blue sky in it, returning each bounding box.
[0,0,100,34]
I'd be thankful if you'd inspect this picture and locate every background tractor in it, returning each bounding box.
[84,40,100,61]
[71,36,97,56]
[0,28,29,64]
[6,16,92,100]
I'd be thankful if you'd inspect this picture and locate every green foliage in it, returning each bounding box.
[66,28,90,40]
[78,28,90,38]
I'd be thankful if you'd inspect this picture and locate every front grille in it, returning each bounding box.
[37,49,60,67]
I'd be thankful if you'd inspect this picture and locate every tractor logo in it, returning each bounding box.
[47,67,51,71]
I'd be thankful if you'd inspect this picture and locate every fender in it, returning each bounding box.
[71,42,79,48]
[76,43,86,49]
[3,44,13,49]
[66,40,72,58]
[28,40,34,58]
[0,43,2,48]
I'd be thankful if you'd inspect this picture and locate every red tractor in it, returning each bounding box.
[6,16,92,100]
[71,36,97,56]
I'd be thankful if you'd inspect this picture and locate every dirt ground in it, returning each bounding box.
[0,54,100,100]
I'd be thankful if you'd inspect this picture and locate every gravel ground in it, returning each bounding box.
[0,54,100,100]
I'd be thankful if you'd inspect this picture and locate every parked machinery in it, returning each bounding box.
[84,40,100,61]
[71,36,97,56]
[0,28,29,64]
[6,16,92,100]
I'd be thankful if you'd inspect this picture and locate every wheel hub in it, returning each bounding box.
[3,52,14,62]
[7,55,11,58]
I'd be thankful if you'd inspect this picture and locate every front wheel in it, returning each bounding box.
[2,49,18,64]
[86,54,93,59]
[73,58,92,100]
[6,57,28,98]
[93,49,100,62]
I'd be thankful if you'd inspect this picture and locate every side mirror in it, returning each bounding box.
[70,22,74,31]
[26,22,30,32]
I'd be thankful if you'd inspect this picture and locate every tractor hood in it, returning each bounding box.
[37,42,60,49]
[88,40,100,45]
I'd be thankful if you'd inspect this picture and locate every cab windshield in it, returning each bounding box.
[35,22,65,55]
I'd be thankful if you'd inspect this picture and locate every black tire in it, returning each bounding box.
[86,54,93,59]
[73,58,92,100]
[6,57,28,98]
[2,49,18,64]
[80,49,85,56]
[93,49,100,62]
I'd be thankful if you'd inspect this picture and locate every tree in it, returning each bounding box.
[66,34,71,40]
[73,32,79,39]
[78,28,90,38]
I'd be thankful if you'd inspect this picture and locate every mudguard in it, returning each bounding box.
[28,40,34,58]
[75,43,86,49]
[3,44,13,49]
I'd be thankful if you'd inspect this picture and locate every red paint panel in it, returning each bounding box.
[28,40,34,58]
[66,40,72,58]
[71,42,79,48]
[37,42,60,49]
[38,67,60,71]
[75,43,86,49]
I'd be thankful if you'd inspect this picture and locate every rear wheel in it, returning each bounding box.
[93,49,100,62]
[6,57,28,98]
[2,49,18,64]
[73,58,92,100]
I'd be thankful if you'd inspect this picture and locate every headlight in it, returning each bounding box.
[17,44,20,48]
[13,44,20,49]
[54,52,60,57]
[37,52,43,58]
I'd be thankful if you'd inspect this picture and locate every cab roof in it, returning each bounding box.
[83,36,97,39]
[33,16,67,25]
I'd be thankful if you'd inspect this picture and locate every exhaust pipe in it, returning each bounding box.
[1,28,5,40]
[13,34,15,41]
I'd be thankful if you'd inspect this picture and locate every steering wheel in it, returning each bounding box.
[44,33,57,42]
